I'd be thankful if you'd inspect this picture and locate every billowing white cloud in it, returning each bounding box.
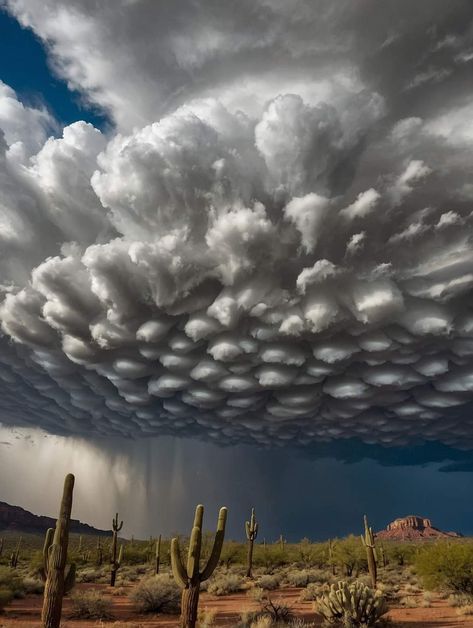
[1,0,473,450]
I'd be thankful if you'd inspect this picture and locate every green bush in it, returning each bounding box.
[416,542,473,595]
[129,575,180,613]
[0,567,25,598]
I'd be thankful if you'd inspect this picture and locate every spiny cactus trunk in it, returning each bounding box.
[110,568,117,587]
[181,584,200,628]
[41,473,74,628]
[246,539,254,578]
[110,534,117,586]
[367,549,377,588]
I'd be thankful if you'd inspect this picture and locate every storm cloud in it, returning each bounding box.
[1,0,473,449]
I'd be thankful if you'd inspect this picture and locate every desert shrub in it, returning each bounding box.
[284,570,311,587]
[69,590,114,619]
[220,541,246,568]
[207,573,244,595]
[332,536,366,577]
[317,580,387,627]
[22,577,44,594]
[76,566,109,583]
[385,543,417,567]
[249,588,293,623]
[448,593,473,607]
[0,567,25,598]
[457,604,473,616]
[421,591,433,607]
[257,575,280,590]
[198,606,217,627]
[416,542,473,595]
[129,575,180,614]
[299,582,325,601]
[0,588,14,612]
[254,546,288,571]
[399,596,417,608]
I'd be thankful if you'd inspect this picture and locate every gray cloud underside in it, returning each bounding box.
[1,0,473,448]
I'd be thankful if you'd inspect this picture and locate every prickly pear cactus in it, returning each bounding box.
[317,580,387,627]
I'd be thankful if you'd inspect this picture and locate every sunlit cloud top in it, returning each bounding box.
[1,0,473,448]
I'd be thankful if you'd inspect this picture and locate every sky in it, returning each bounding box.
[0,0,473,539]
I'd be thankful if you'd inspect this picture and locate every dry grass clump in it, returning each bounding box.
[399,595,418,608]
[256,575,280,590]
[207,573,245,596]
[448,593,473,607]
[283,569,327,588]
[298,583,326,601]
[456,605,473,616]
[76,565,109,583]
[129,575,180,614]
[69,590,114,620]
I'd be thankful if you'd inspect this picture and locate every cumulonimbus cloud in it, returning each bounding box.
[1,0,473,449]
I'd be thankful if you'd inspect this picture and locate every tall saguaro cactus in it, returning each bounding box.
[361,514,377,588]
[328,538,336,575]
[41,528,76,592]
[171,504,227,628]
[245,508,258,578]
[155,534,162,575]
[9,537,22,568]
[41,473,74,628]
[110,512,123,587]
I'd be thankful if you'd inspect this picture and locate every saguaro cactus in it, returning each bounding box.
[9,536,22,568]
[0,537,4,557]
[328,538,336,575]
[41,528,76,592]
[379,543,387,568]
[278,534,286,551]
[171,504,227,628]
[96,537,103,566]
[155,534,162,575]
[245,508,258,578]
[41,473,74,628]
[110,512,123,587]
[361,515,377,588]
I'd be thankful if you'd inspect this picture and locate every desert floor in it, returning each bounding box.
[1,583,473,628]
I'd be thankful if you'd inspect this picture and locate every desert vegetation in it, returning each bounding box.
[0,474,472,627]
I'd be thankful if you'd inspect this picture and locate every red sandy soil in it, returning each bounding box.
[1,584,473,627]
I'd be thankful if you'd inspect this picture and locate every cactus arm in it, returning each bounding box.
[245,521,250,539]
[193,505,204,530]
[42,528,54,579]
[187,525,202,581]
[200,507,227,582]
[171,538,188,588]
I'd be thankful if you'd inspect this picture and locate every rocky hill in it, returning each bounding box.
[0,501,111,536]
[376,515,461,541]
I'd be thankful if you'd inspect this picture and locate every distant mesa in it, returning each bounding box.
[376,515,462,541]
[0,501,111,536]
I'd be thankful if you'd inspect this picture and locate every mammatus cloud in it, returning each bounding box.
[1,1,473,449]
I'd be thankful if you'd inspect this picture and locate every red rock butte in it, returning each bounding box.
[375,515,461,541]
